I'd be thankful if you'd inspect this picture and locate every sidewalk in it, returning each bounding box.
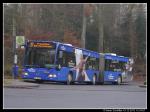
[131,80,147,88]
[138,81,147,88]
[132,75,147,88]
[4,79,40,89]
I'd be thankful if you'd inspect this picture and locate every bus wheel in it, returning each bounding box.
[66,74,73,85]
[99,81,104,85]
[92,75,97,85]
[35,80,43,84]
[117,76,122,85]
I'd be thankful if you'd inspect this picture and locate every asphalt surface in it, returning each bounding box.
[3,81,147,109]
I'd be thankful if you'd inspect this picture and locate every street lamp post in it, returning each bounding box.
[5,3,18,79]
[12,5,18,79]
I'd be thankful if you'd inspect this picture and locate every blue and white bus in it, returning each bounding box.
[22,40,100,85]
[99,53,129,84]
[21,40,129,85]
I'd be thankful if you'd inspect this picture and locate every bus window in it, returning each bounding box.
[105,59,112,71]
[25,48,55,67]
[86,57,92,69]
[93,58,99,70]
[85,57,99,70]
[105,59,127,72]
[119,61,126,71]
[57,50,76,67]
[112,60,121,72]
[105,59,118,71]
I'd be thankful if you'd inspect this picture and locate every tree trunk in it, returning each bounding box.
[128,5,138,61]
[98,5,104,53]
[129,18,138,59]
[81,4,86,48]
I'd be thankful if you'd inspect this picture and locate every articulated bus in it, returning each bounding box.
[22,40,129,85]
[99,53,129,84]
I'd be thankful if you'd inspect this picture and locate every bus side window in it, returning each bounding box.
[121,62,126,72]
[89,62,93,69]
[92,57,99,70]
[88,59,93,69]
[84,55,92,69]
[105,59,111,71]
[57,50,63,66]
[67,52,76,67]
[58,51,76,67]
[85,57,99,70]
[62,52,67,66]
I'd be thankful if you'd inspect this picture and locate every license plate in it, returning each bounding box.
[34,77,41,80]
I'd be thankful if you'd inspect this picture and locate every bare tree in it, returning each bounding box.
[126,4,138,60]
[97,4,104,53]
[81,4,86,48]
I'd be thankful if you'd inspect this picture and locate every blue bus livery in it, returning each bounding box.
[21,40,129,85]
[99,53,129,84]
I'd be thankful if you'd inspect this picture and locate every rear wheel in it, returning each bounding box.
[35,80,43,84]
[99,81,104,85]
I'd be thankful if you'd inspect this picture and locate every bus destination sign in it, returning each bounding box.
[29,42,54,48]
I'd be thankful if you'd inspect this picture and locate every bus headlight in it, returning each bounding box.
[48,74,56,78]
[48,74,53,77]
[23,72,28,76]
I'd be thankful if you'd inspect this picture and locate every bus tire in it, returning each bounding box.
[35,80,43,84]
[99,81,104,85]
[117,76,122,85]
[92,75,97,85]
[66,73,73,85]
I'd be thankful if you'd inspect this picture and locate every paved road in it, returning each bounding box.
[3,82,147,109]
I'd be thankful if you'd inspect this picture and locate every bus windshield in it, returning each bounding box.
[24,48,56,68]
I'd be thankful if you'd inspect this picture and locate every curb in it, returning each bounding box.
[4,85,40,89]
[139,85,147,88]
[4,79,40,89]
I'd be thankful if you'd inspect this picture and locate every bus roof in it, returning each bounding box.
[27,40,100,58]
[104,53,129,62]
[27,40,129,60]
[105,53,117,56]
[59,42,100,58]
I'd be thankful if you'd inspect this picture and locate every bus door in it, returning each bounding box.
[75,49,82,81]
[74,49,90,81]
